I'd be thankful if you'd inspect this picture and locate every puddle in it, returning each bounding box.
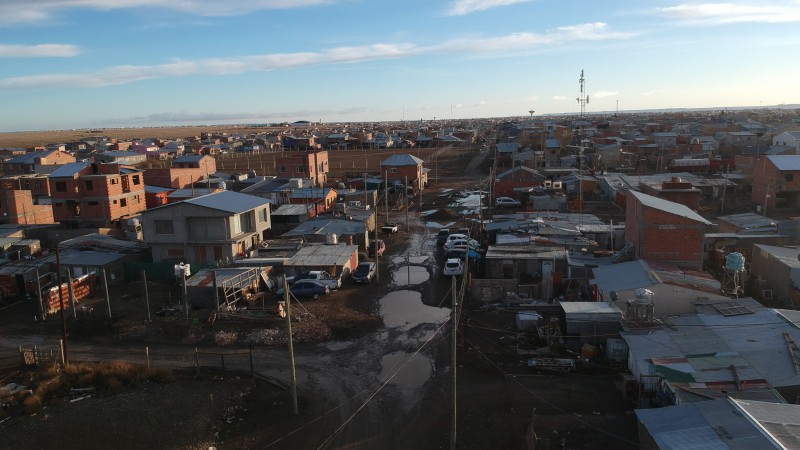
[391,265,429,285]
[420,210,437,216]
[449,193,483,208]
[378,351,433,389]
[323,341,354,352]
[378,290,450,330]
[391,255,429,265]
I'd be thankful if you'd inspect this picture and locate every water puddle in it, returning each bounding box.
[323,341,354,352]
[391,265,429,285]
[378,290,450,330]
[449,193,483,208]
[378,351,433,389]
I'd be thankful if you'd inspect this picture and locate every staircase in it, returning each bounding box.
[610,241,634,263]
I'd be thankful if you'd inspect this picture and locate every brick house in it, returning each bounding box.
[141,191,271,265]
[493,166,545,198]
[0,175,54,225]
[379,154,426,192]
[49,162,146,228]
[625,190,711,270]
[751,155,800,213]
[2,149,76,175]
[273,151,329,187]
[143,154,217,189]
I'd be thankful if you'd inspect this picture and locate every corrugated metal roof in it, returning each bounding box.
[561,302,622,315]
[591,260,658,293]
[485,245,565,260]
[185,191,270,213]
[769,155,800,171]
[733,398,800,449]
[48,161,90,178]
[754,244,800,268]
[272,204,311,216]
[379,153,423,166]
[5,150,54,165]
[174,155,205,163]
[629,190,711,224]
[282,218,366,237]
[285,244,358,267]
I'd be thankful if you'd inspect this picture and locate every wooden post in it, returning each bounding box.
[146,346,151,372]
[212,270,220,311]
[67,274,76,319]
[195,348,200,375]
[284,275,299,415]
[34,268,44,321]
[102,269,112,320]
[141,270,151,322]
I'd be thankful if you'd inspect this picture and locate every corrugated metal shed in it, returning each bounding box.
[629,190,711,225]
[185,191,270,214]
[286,244,358,267]
[485,245,565,260]
[769,155,800,171]
[272,204,312,216]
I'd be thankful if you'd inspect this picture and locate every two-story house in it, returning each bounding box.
[141,191,271,265]
[273,151,329,187]
[0,174,54,225]
[751,155,800,213]
[380,154,426,192]
[49,162,146,228]
[143,154,218,189]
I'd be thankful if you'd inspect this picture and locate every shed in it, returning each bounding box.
[560,301,622,347]
[283,244,359,279]
[185,267,266,309]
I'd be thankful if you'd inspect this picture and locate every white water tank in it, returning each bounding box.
[326,233,338,244]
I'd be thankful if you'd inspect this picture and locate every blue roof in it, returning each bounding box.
[629,190,711,224]
[768,155,800,171]
[5,150,55,165]
[48,161,91,178]
[184,190,270,213]
[380,153,423,167]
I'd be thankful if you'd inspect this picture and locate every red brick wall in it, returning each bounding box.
[0,190,54,224]
[626,195,706,270]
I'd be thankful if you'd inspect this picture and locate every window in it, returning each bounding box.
[279,166,286,173]
[111,178,119,185]
[154,220,174,234]
[120,198,127,207]
[166,248,184,257]
[85,180,94,191]
[88,201,99,206]
[296,165,305,173]
[259,207,268,223]
[55,181,67,192]
[132,175,141,185]
[237,212,254,233]
[389,168,397,174]
[786,174,794,182]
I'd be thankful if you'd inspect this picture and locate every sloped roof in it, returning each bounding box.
[496,166,543,180]
[629,190,711,225]
[184,191,270,213]
[379,153,423,167]
[768,155,800,171]
[48,161,91,178]
[174,155,206,163]
[4,150,57,165]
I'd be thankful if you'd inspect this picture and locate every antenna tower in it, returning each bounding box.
[576,69,589,117]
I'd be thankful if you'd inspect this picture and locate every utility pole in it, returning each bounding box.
[374,219,380,284]
[405,175,409,233]
[450,274,458,450]
[55,243,68,364]
[384,171,389,225]
[283,276,299,415]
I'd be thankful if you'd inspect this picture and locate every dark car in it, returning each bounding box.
[368,239,386,257]
[352,262,377,284]
[276,279,330,299]
[436,229,450,245]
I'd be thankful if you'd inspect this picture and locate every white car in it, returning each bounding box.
[495,197,521,207]
[443,258,465,276]
[444,238,480,251]
[444,234,469,245]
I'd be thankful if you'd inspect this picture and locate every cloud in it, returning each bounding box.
[0,24,632,90]
[594,91,617,98]
[654,2,800,25]
[447,0,532,16]
[0,0,334,25]
[95,106,371,125]
[0,43,80,58]
[438,22,634,54]
[553,96,569,101]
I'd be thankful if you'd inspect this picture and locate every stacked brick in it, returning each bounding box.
[45,274,95,315]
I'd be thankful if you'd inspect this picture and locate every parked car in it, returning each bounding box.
[444,233,469,245]
[368,239,386,257]
[444,238,480,251]
[381,222,400,233]
[456,227,470,237]
[275,279,330,299]
[495,197,521,207]
[446,247,483,261]
[352,262,377,284]
[443,258,465,277]
[436,229,450,245]
[291,270,341,289]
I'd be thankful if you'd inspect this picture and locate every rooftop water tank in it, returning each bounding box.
[725,252,746,272]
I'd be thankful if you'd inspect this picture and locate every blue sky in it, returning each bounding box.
[0,0,799,132]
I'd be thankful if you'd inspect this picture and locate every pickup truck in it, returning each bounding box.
[381,222,400,233]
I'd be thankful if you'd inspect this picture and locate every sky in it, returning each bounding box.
[0,0,799,132]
